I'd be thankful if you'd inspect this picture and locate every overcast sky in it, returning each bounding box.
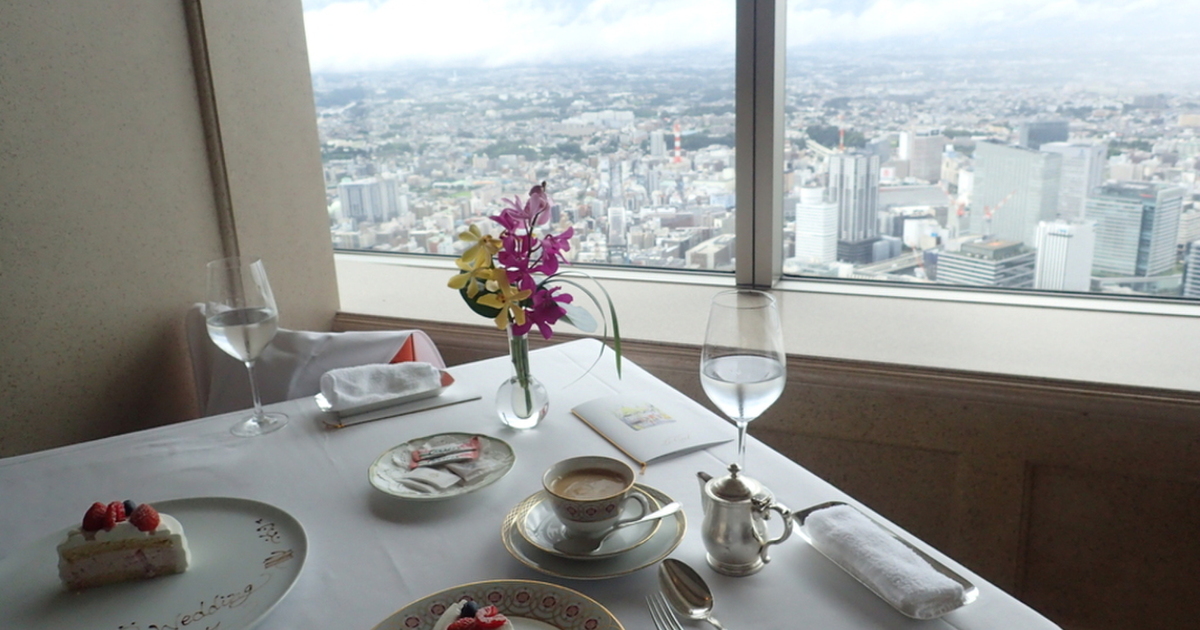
[302,0,1200,73]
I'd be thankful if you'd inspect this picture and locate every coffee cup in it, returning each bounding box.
[542,456,650,539]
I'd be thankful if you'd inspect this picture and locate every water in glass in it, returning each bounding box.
[205,256,288,437]
[700,290,786,470]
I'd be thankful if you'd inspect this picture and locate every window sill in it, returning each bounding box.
[336,252,1200,393]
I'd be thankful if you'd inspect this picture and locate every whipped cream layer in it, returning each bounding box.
[58,513,186,551]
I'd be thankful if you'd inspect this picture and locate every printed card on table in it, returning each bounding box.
[571,395,732,469]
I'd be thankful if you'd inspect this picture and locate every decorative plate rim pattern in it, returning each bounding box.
[370,579,624,630]
[369,432,516,501]
[516,490,662,560]
[501,483,686,580]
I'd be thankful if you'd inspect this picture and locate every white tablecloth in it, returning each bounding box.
[0,339,1059,630]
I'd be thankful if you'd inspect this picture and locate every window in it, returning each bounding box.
[780,1,1200,300]
[303,1,1200,391]
[305,0,736,272]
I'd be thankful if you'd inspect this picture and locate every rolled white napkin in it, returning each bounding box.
[318,362,442,411]
[805,504,966,619]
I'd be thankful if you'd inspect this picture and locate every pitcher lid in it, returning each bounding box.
[710,463,762,501]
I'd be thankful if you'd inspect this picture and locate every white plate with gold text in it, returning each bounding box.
[0,497,307,630]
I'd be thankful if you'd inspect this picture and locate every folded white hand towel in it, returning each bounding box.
[319,362,442,411]
[805,504,966,620]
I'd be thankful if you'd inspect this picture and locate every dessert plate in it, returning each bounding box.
[371,578,623,630]
[0,496,307,630]
[501,484,686,579]
[369,432,516,501]
[517,490,662,560]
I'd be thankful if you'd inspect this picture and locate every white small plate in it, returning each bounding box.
[371,579,623,630]
[501,484,686,580]
[517,491,662,560]
[369,432,516,501]
[0,497,306,630]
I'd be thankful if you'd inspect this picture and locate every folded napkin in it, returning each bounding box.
[804,504,966,620]
[319,362,442,412]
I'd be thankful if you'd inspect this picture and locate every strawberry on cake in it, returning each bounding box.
[57,500,191,590]
[433,600,515,630]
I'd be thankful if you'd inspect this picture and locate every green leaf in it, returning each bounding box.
[543,271,623,378]
[560,303,598,332]
[459,283,501,319]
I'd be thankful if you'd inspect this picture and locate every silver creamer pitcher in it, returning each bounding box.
[697,463,792,576]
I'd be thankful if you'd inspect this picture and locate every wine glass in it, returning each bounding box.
[700,290,786,471]
[205,256,288,437]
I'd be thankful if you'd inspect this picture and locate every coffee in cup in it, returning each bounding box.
[542,456,649,538]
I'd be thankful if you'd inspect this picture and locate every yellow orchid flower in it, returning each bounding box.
[446,256,493,298]
[476,268,532,329]
[457,224,503,268]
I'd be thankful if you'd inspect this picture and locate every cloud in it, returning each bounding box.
[303,0,733,72]
[302,0,1200,72]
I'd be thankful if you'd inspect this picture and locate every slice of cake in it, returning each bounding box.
[57,501,191,590]
[432,600,515,630]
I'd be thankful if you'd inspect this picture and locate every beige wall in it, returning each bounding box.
[0,0,338,457]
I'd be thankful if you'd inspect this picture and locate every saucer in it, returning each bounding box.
[501,483,686,580]
[369,432,515,501]
[518,490,662,560]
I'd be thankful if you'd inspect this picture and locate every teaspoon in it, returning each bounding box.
[553,502,682,556]
[659,558,727,630]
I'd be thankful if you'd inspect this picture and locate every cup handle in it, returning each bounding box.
[611,491,651,527]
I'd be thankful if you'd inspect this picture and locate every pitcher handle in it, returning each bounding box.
[757,501,793,565]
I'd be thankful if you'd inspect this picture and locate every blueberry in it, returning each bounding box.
[123,500,137,515]
[460,602,478,618]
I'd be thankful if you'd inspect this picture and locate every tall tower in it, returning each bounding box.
[1089,181,1184,277]
[1040,142,1107,220]
[1034,219,1096,292]
[827,151,880,263]
[673,122,682,164]
[970,142,1061,245]
[793,187,838,264]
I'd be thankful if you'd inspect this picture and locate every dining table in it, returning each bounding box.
[0,338,1061,630]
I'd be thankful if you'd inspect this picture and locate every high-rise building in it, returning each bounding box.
[650,130,667,159]
[936,240,1036,288]
[338,178,384,223]
[899,129,946,182]
[1182,240,1200,298]
[1034,219,1096,292]
[1088,181,1185,277]
[970,142,1061,245]
[1017,120,1068,150]
[827,151,880,263]
[1040,142,1107,220]
[792,187,837,264]
[1177,208,1200,246]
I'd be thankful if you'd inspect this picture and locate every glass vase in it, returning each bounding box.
[496,325,549,429]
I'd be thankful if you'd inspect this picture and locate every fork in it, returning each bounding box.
[647,592,685,630]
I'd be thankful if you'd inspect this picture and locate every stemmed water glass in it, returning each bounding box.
[700,290,786,471]
[205,256,288,437]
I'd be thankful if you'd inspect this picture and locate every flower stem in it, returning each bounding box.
[507,325,534,415]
